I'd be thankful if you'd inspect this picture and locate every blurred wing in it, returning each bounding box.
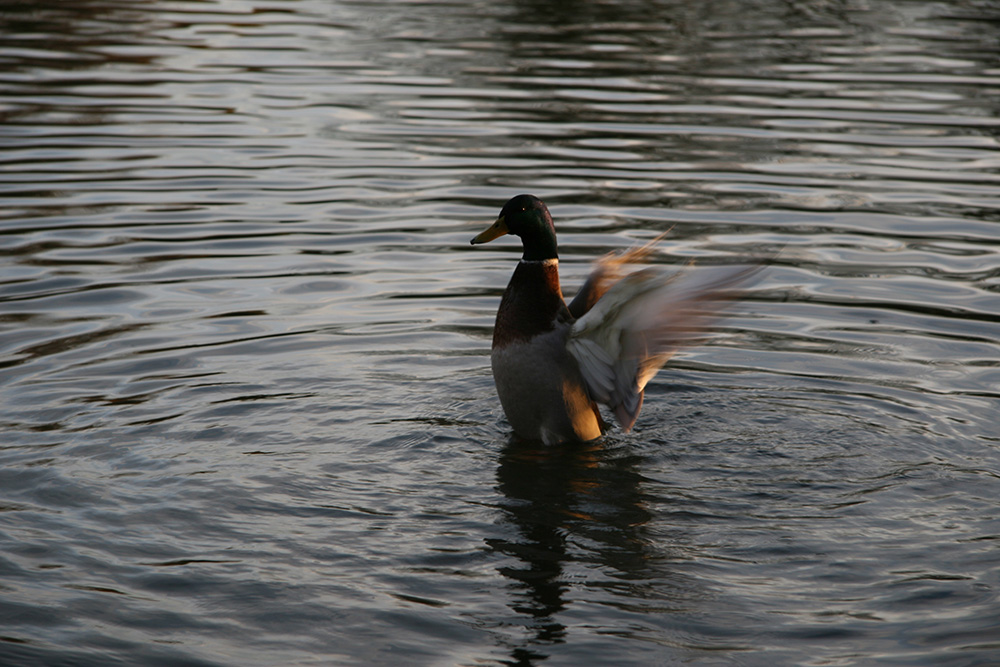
[566,235,667,319]
[567,264,758,431]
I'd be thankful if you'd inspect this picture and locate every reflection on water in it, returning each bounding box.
[492,438,657,662]
[1,0,1000,664]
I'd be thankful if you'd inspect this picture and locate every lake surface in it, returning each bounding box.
[2,0,1000,664]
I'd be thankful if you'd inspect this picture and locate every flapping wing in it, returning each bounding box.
[566,264,759,432]
[566,235,668,319]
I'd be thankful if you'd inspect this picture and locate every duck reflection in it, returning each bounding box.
[489,436,658,665]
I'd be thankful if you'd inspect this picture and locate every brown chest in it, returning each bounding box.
[492,260,570,349]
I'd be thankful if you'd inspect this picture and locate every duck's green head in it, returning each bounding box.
[470,194,558,261]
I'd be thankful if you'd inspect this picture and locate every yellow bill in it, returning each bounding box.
[470,216,508,245]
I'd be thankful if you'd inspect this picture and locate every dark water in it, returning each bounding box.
[2,0,1000,664]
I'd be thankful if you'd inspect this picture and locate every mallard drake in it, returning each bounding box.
[471,194,755,445]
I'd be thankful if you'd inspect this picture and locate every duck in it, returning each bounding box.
[471,194,756,445]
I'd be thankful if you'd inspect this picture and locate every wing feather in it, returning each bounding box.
[568,263,759,432]
[566,337,616,403]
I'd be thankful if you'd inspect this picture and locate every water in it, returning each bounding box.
[2,0,1000,664]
